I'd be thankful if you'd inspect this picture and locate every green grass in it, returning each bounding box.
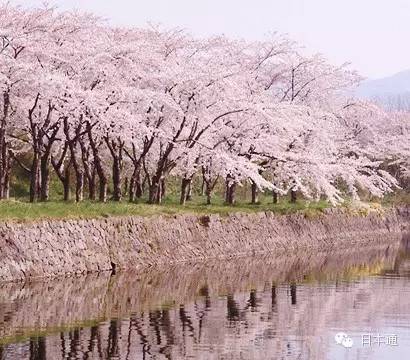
[4,171,409,221]
[0,194,332,221]
[2,179,408,221]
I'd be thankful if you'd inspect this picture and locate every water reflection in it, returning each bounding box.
[0,241,409,359]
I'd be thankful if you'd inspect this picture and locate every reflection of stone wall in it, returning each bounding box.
[0,245,400,343]
[0,245,409,359]
[0,207,409,282]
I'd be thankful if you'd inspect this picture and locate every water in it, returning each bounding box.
[0,242,409,360]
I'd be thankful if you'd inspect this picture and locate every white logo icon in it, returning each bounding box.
[335,332,354,348]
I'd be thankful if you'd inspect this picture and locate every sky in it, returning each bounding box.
[11,0,410,79]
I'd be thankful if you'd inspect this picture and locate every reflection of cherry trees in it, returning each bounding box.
[1,244,408,359]
[0,4,408,205]
[8,274,409,360]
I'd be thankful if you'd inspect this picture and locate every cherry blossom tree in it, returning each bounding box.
[0,3,407,207]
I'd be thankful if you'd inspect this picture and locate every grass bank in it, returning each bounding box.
[0,190,408,221]
[0,195,332,221]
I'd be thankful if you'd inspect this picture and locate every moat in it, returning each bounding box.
[0,238,409,360]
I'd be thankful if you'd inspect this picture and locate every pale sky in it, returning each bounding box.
[11,0,410,79]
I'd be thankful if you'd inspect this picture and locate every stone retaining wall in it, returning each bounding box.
[0,207,409,282]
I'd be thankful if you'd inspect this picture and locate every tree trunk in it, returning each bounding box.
[51,142,71,202]
[135,176,143,198]
[123,177,129,197]
[0,135,5,199]
[225,178,236,205]
[39,126,59,202]
[75,171,84,202]
[72,164,84,202]
[2,169,9,199]
[229,183,236,205]
[129,171,136,203]
[201,175,205,196]
[104,136,124,202]
[148,185,157,204]
[225,178,230,203]
[160,178,166,200]
[141,176,147,196]
[89,183,96,200]
[0,92,10,200]
[0,162,3,199]
[201,167,206,196]
[147,143,174,205]
[1,149,11,200]
[29,151,39,203]
[88,167,96,200]
[186,180,192,201]
[0,147,11,200]
[99,175,107,203]
[64,118,85,203]
[205,182,212,205]
[129,162,143,202]
[63,166,71,201]
[40,154,50,201]
[272,191,278,204]
[251,181,258,204]
[79,139,97,201]
[87,122,107,203]
[112,157,122,201]
[97,171,107,203]
[290,189,297,203]
[180,178,191,205]
[148,175,163,204]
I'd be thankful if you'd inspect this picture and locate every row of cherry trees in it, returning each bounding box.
[0,4,408,205]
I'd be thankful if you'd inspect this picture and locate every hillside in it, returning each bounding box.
[356,70,410,110]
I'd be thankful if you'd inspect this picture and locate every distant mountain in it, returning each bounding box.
[356,70,410,110]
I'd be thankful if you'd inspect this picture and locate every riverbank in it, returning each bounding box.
[0,206,409,283]
[1,192,408,221]
[0,197,330,220]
